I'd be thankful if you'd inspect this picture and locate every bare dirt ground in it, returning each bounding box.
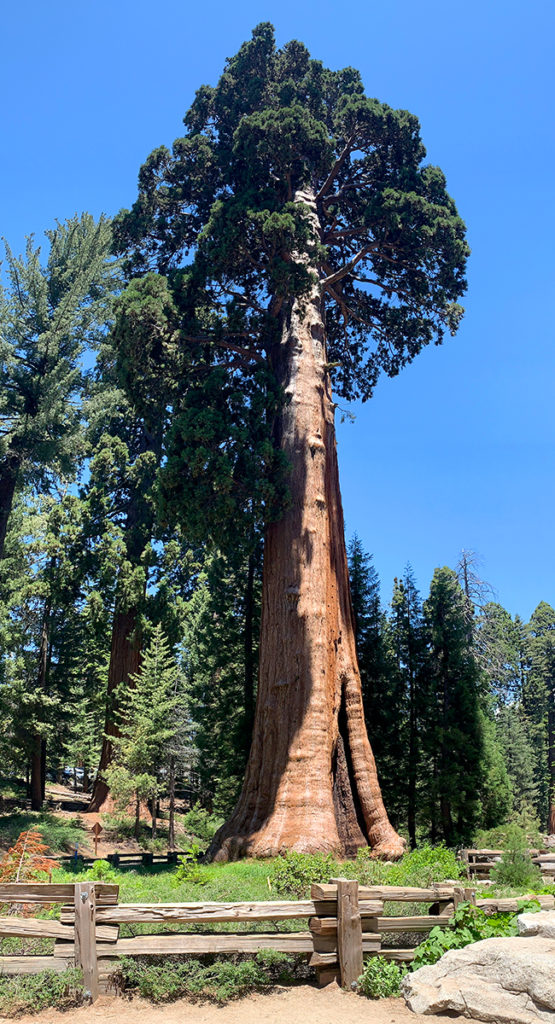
[41,784,187,857]
[1,985,462,1024]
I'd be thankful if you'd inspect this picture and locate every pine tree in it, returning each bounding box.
[422,567,483,844]
[496,704,539,816]
[0,215,118,557]
[523,602,555,831]
[104,624,180,838]
[389,567,426,846]
[184,544,262,817]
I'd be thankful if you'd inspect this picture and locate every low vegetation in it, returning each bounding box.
[116,950,298,1003]
[0,969,84,1016]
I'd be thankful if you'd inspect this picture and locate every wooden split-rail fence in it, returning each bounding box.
[462,849,555,881]
[3,879,552,1001]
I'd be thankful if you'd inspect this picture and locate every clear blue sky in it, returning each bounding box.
[2,0,554,619]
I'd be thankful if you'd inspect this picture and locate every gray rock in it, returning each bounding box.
[402,936,555,1023]
[518,911,555,938]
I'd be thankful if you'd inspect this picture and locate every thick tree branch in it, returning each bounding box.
[321,245,373,287]
[316,131,358,201]
[182,334,265,364]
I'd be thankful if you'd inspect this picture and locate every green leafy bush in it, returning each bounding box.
[271,851,338,898]
[358,956,406,998]
[82,859,119,883]
[490,825,543,889]
[182,805,224,844]
[0,968,84,1015]
[117,952,296,1002]
[174,842,208,886]
[412,899,540,970]
[352,843,464,888]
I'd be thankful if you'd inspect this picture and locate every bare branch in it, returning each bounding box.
[316,132,358,202]
[182,334,265,365]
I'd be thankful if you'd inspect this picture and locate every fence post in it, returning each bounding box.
[331,878,363,990]
[74,882,99,1002]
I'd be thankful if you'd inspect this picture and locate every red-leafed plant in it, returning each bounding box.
[0,829,57,883]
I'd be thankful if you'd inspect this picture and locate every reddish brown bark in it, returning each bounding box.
[208,189,404,861]
[87,607,142,811]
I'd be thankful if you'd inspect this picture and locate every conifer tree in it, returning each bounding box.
[113,24,468,860]
[422,567,483,844]
[524,602,555,831]
[389,567,426,846]
[104,624,180,838]
[0,215,118,557]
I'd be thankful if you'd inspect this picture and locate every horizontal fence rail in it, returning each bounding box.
[461,848,555,880]
[0,879,470,999]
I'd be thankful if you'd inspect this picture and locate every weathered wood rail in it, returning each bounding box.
[0,879,468,999]
[461,848,555,880]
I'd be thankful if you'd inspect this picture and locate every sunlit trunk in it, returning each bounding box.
[209,189,404,861]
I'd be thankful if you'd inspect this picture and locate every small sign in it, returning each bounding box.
[92,822,102,856]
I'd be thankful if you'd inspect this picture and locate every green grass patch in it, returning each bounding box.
[0,811,86,854]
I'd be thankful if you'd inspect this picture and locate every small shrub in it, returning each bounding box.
[174,842,207,886]
[82,859,119,883]
[412,899,541,970]
[358,956,406,998]
[182,805,224,844]
[271,851,338,898]
[490,825,543,889]
[0,968,84,1015]
[117,952,296,1003]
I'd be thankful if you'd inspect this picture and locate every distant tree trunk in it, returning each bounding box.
[168,756,176,852]
[30,738,42,811]
[0,453,21,560]
[209,189,404,861]
[134,796,141,840]
[151,795,157,840]
[30,600,51,811]
[88,489,150,813]
[87,607,142,811]
[83,767,90,794]
[40,740,47,802]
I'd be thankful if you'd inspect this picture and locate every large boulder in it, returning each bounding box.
[402,936,555,1024]
[518,911,555,938]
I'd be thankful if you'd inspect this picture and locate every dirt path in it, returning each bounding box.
[2,985,461,1024]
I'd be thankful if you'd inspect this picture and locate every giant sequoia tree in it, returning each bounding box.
[115,25,468,859]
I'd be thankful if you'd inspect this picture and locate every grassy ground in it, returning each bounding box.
[0,809,86,853]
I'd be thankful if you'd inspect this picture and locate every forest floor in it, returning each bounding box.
[0,782,191,857]
[0,986,462,1024]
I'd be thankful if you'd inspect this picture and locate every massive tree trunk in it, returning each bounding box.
[87,606,142,811]
[208,190,404,861]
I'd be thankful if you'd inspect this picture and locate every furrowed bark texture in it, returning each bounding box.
[209,190,404,861]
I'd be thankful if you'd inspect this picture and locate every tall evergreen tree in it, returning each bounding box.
[104,623,180,838]
[422,567,483,844]
[524,602,555,832]
[389,566,426,846]
[113,24,468,860]
[0,215,118,557]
